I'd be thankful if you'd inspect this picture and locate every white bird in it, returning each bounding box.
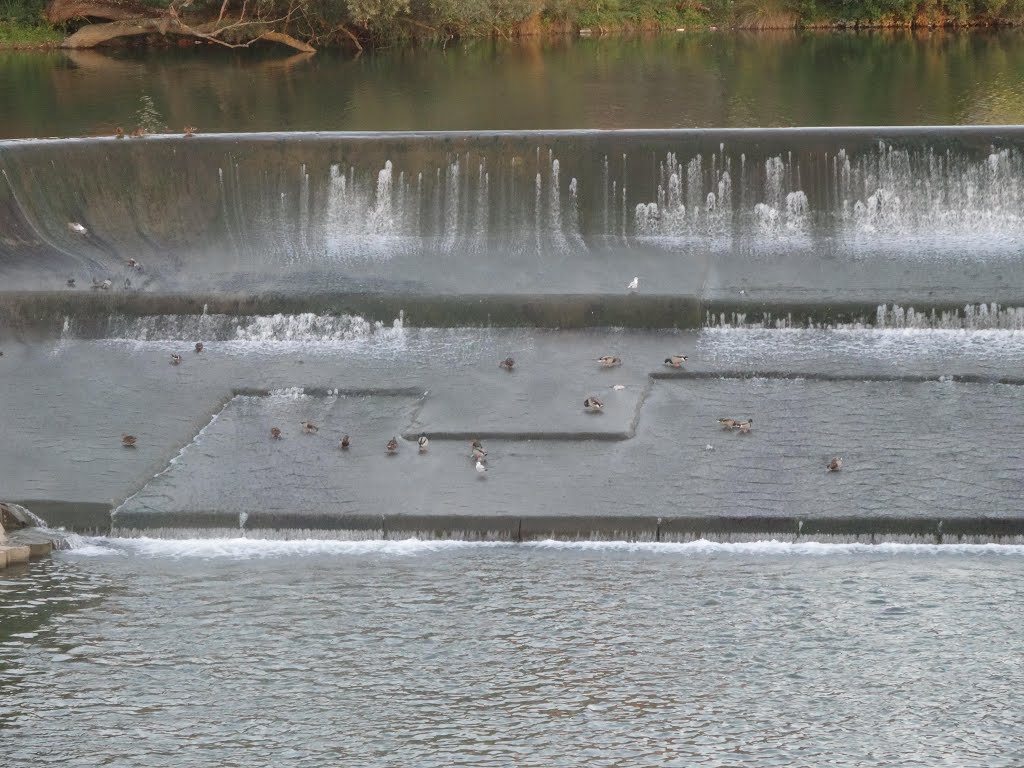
[627,276,639,292]
[475,459,487,474]
[68,222,88,234]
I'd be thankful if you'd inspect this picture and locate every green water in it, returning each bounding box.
[4,30,1024,139]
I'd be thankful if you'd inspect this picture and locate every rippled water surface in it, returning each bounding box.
[2,540,1023,766]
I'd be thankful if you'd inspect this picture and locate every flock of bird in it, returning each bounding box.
[115,349,845,474]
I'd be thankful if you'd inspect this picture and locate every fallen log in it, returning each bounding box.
[62,16,316,52]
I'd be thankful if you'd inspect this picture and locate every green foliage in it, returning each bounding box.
[0,0,47,25]
[4,0,1024,50]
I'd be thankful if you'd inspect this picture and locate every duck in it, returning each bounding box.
[596,356,622,367]
[718,417,740,429]
[194,342,204,353]
[827,457,843,472]
[114,127,125,139]
[499,357,515,370]
[340,434,350,450]
[66,278,76,288]
[91,278,111,290]
[121,434,137,447]
[471,439,487,462]
[130,127,146,138]
[418,433,430,453]
[736,418,753,434]
[126,258,139,269]
[664,355,688,368]
[124,278,131,290]
[301,421,318,434]
[584,396,604,413]
[184,126,197,137]
[270,427,282,440]
[169,353,183,365]
[386,437,399,454]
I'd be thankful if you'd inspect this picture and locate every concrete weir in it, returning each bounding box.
[4,128,1024,542]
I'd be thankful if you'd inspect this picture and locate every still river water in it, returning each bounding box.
[4,30,1024,139]
[3,31,1024,765]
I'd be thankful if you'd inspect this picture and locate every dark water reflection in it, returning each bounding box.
[2,541,1023,766]
[4,30,1024,139]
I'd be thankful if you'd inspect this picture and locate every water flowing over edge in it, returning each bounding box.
[58,535,1024,559]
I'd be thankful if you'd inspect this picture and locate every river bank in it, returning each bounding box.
[3,0,1024,52]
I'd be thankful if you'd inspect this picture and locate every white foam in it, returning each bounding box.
[58,535,1024,560]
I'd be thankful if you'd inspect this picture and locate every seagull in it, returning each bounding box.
[301,421,319,434]
[418,433,430,453]
[386,437,399,454]
[827,457,843,472]
[169,353,182,365]
[475,459,487,474]
[121,434,137,447]
[664,355,689,368]
[270,427,281,440]
[627,276,639,292]
[68,222,87,235]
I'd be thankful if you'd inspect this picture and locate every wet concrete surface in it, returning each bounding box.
[3,324,1024,538]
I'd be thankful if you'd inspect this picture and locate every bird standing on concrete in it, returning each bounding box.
[270,427,282,440]
[340,435,350,450]
[121,434,137,447]
[301,421,319,434]
[596,356,621,367]
[386,437,399,455]
[170,353,182,365]
[664,355,688,368]
[627,276,639,292]
[194,342,204,353]
[584,396,604,413]
[475,459,487,474]
[499,357,515,370]
[827,457,843,472]
[418,434,430,453]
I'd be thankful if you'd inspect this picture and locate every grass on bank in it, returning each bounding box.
[0,21,63,46]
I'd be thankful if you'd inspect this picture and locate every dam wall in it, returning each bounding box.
[3,128,1024,331]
